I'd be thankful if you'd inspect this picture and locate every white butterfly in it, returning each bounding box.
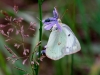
[43,8,81,60]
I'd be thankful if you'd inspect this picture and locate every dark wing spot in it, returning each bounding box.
[68,34,70,36]
[58,42,61,45]
[45,18,50,22]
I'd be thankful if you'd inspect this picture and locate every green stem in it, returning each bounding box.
[71,55,73,75]
[70,0,75,75]
[35,0,43,75]
[38,0,42,58]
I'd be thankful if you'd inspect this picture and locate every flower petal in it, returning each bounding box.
[53,7,58,19]
[44,21,55,30]
[56,22,62,31]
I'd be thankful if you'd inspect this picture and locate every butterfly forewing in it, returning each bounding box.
[46,28,67,60]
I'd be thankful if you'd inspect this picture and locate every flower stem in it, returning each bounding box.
[35,0,43,75]
[70,0,76,75]
[38,0,42,57]
[70,55,73,75]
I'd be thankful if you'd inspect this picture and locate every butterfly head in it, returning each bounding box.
[43,7,62,31]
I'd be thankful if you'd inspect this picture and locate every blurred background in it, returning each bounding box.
[0,0,100,75]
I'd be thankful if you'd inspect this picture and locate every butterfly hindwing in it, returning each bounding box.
[62,24,81,55]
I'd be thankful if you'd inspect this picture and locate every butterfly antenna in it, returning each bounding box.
[60,9,68,20]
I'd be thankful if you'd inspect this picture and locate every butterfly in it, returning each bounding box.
[42,7,81,60]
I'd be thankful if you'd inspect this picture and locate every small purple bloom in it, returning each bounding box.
[42,7,62,31]
[37,50,46,55]
[53,7,59,19]
[41,50,46,55]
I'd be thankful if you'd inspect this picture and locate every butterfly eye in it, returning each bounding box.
[45,18,51,22]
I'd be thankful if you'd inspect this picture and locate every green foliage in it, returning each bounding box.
[0,0,100,75]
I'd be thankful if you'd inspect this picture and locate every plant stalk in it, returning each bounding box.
[70,0,75,75]
[35,0,43,75]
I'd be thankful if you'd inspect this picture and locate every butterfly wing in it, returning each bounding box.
[61,23,81,55]
[46,23,81,60]
[46,27,67,60]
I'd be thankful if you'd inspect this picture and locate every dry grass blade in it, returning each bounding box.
[4,45,17,57]
[14,66,28,73]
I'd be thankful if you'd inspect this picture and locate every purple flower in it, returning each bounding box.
[43,7,62,31]
[37,50,46,55]
[53,7,59,19]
